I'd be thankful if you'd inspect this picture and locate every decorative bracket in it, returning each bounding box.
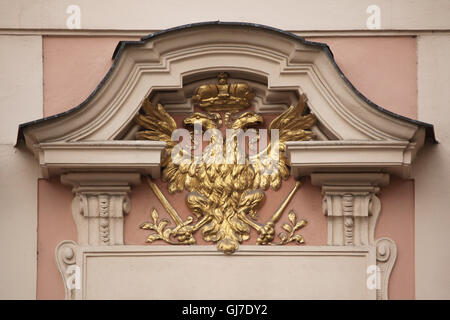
[311,173,396,299]
[312,173,389,246]
[55,240,78,300]
[376,237,397,300]
[61,173,141,245]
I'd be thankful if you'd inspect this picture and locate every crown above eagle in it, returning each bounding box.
[191,72,254,111]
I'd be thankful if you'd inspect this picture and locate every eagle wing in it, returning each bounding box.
[135,100,194,194]
[251,94,316,191]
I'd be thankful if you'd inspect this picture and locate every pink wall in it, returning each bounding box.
[43,36,139,117]
[307,37,418,119]
[43,36,418,120]
[37,174,416,300]
[38,36,418,299]
[377,177,416,299]
[37,179,76,300]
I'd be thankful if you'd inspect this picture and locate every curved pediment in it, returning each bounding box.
[17,22,434,178]
[15,23,439,300]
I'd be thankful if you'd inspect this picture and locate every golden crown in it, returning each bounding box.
[191,72,254,112]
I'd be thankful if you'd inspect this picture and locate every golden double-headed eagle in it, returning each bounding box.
[135,73,316,254]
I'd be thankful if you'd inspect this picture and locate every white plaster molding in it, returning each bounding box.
[61,173,140,246]
[375,237,397,300]
[55,243,380,300]
[148,78,297,114]
[55,240,78,300]
[37,141,165,178]
[287,140,416,179]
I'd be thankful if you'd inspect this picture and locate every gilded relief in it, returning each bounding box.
[136,73,316,254]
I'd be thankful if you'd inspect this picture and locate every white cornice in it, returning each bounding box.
[37,141,165,178]
[287,140,416,178]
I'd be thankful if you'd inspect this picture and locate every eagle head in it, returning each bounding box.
[231,112,264,130]
[183,112,221,131]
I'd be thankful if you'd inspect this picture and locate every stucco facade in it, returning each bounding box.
[0,0,449,300]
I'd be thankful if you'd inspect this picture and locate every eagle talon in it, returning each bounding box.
[172,225,195,244]
[256,222,275,245]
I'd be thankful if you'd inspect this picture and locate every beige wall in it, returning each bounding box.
[1,0,449,31]
[414,35,450,300]
[0,35,42,299]
[1,0,449,299]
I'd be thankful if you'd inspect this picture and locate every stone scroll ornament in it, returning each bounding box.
[135,73,316,254]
